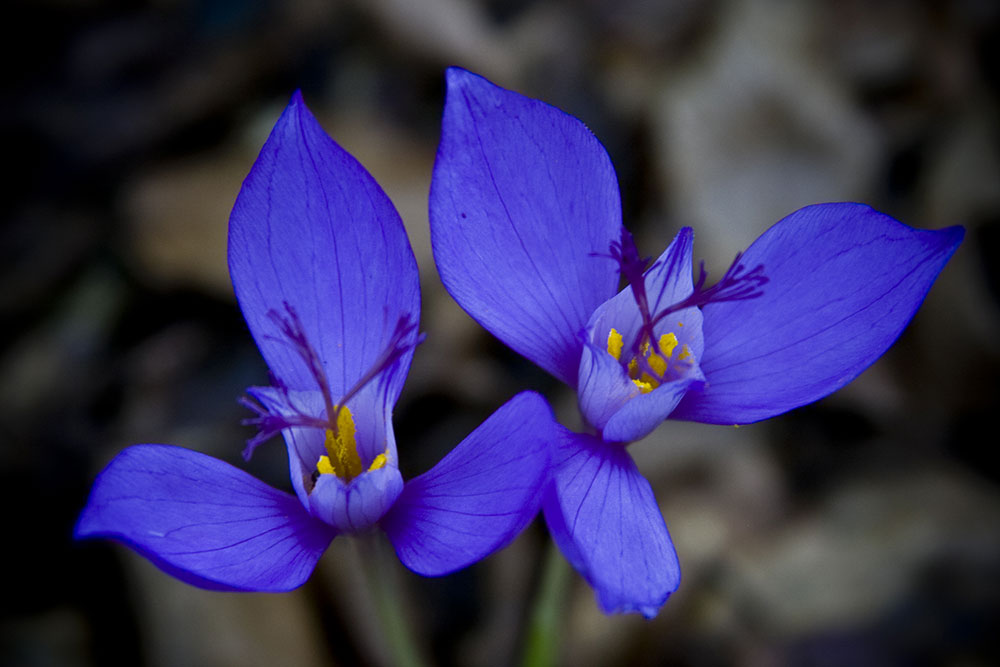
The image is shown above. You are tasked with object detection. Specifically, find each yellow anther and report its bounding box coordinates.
[319,405,363,480]
[336,405,356,446]
[317,455,336,475]
[368,453,388,471]
[678,344,692,362]
[607,328,624,361]
[632,378,654,394]
[658,332,679,359]
[647,352,667,378]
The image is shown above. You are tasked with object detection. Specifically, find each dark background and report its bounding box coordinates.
[3,0,999,665]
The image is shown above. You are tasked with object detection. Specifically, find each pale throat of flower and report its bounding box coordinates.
[600,228,768,393]
[240,304,422,486]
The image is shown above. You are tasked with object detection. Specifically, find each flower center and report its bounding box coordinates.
[240,303,422,484]
[607,326,694,394]
[596,228,768,395]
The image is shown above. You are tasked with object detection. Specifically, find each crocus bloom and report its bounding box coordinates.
[429,68,964,617]
[76,91,557,591]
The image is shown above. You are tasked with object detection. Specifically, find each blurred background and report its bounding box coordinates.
[3,0,999,665]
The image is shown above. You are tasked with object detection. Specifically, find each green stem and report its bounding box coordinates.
[355,533,429,667]
[521,540,572,667]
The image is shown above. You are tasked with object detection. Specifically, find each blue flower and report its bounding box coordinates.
[429,68,964,616]
[76,91,557,591]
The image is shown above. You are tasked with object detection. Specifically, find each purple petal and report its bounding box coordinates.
[543,430,680,617]
[382,391,557,576]
[430,68,622,386]
[645,227,698,316]
[601,378,693,443]
[229,91,420,403]
[577,338,640,432]
[75,445,334,591]
[310,465,404,534]
[673,203,964,424]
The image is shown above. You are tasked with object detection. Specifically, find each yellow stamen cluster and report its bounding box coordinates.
[607,327,692,394]
[315,406,388,481]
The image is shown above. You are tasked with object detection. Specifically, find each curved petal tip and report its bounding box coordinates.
[77,444,334,592]
[674,203,964,424]
[543,430,680,617]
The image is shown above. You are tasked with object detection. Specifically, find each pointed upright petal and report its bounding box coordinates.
[645,227,697,316]
[382,391,557,576]
[673,203,964,424]
[229,91,420,403]
[543,430,680,617]
[76,445,334,591]
[430,68,622,386]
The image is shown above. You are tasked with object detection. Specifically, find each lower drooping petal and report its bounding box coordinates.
[542,429,680,617]
[381,391,557,576]
[673,203,965,424]
[75,444,335,592]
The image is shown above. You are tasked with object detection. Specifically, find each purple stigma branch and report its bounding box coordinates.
[239,387,330,460]
[600,233,769,379]
[650,252,768,329]
[597,228,657,326]
[268,304,338,427]
[240,306,424,459]
[331,313,424,423]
